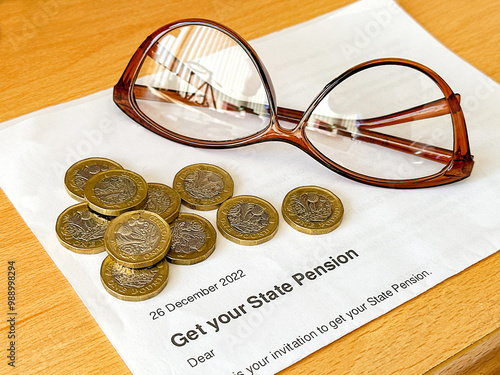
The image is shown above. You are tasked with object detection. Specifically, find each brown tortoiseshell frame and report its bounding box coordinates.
[113,19,474,188]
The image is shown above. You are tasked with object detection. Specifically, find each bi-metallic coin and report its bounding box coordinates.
[173,163,234,210]
[143,183,181,223]
[166,213,217,265]
[100,256,169,301]
[55,202,110,254]
[64,157,123,201]
[217,195,279,245]
[282,186,344,234]
[84,169,148,216]
[104,210,171,268]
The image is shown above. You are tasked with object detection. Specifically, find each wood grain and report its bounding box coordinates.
[0,1,499,374]
[425,327,500,375]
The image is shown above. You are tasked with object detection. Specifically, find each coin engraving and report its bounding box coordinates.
[143,183,181,223]
[64,157,123,201]
[166,213,217,265]
[217,196,279,245]
[74,164,110,190]
[56,203,110,254]
[184,170,224,199]
[144,186,171,213]
[100,256,169,301]
[292,192,333,222]
[282,186,344,235]
[62,208,107,242]
[173,164,234,210]
[104,210,171,268]
[95,176,138,204]
[227,202,269,233]
[111,262,158,288]
[84,170,148,216]
[170,220,207,254]
[115,218,161,255]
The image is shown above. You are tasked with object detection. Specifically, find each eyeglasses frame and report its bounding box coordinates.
[113,18,474,188]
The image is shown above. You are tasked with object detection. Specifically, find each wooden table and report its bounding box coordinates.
[1,1,499,373]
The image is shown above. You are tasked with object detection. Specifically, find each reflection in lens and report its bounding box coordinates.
[304,65,454,180]
[133,25,271,142]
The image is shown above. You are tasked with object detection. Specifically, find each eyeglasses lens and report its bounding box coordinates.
[304,65,455,180]
[133,25,271,142]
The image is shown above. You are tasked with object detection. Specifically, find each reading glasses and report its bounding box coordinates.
[113,19,474,188]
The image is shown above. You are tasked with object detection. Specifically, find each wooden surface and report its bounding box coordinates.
[0,0,499,373]
[426,327,500,375]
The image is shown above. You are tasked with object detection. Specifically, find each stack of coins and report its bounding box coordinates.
[56,158,344,301]
[101,210,172,301]
[57,157,183,301]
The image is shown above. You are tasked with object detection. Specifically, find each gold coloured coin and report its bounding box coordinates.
[166,213,217,265]
[143,183,181,223]
[104,210,172,268]
[84,169,148,216]
[64,157,123,201]
[100,256,169,301]
[282,186,344,235]
[55,203,110,254]
[217,195,279,246]
[173,163,234,210]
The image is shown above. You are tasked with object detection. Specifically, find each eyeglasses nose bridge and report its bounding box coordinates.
[265,114,308,147]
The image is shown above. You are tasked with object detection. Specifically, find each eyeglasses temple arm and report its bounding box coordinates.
[276,95,459,126]
[341,127,452,164]
[356,96,460,129]
[307,115,453,164]
[133,84,262,115]
[277,99,456,163]
[353,96,457,163]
